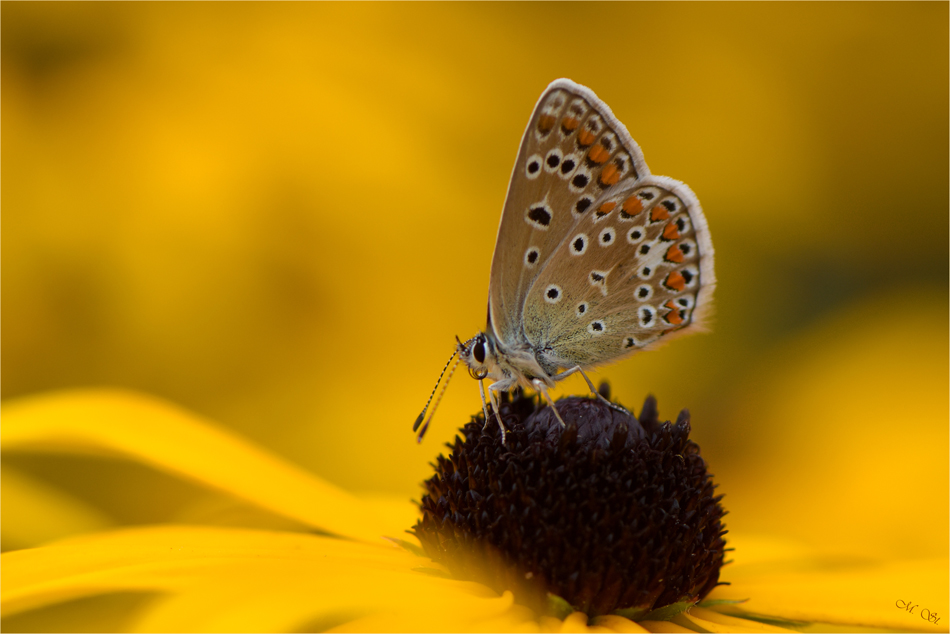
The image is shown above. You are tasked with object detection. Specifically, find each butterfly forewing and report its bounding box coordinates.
[522,175,715,369]
[488,80,650,348]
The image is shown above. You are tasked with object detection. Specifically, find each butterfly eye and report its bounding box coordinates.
[473,339,486,364]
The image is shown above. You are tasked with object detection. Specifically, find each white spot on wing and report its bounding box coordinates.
[544,284,563,304]
[587,320,606,335]
[524,247,540,269]
[627,226,646,244]
[525,154,543,180]
[570,233,589,256]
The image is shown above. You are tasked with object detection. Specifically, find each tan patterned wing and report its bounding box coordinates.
[522,175,715,370]
[487,79,649,348]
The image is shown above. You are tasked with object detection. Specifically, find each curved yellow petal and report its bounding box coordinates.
[2,591,162,634]
[1,525,421,616]
[322,592,536,634]
[709,554,948,632]
[1,390,390,543]
[358,493,423,547]
[590,615,650,633]
[1,465,114,550]
[674,607,795,633]
[560,611,594,632]
[636,621,694,633]
[137,574,531,633]
[541,615,567,632]
[0,525,538,632]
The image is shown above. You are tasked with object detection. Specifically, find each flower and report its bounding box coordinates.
[2,389,947,632]
[414,389,726,619]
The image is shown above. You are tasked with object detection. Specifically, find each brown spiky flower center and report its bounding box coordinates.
[412,389,727,618]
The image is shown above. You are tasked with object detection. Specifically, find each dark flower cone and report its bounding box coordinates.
[412,386,728,618]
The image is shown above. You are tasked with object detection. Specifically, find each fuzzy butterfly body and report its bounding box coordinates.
[415,79,714,441]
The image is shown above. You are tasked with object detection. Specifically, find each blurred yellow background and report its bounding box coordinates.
[3,4,947,559]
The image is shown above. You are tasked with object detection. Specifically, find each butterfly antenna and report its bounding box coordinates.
[413,348,462,442]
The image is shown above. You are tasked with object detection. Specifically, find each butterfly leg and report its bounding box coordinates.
[477,379,492,428]
[480,379,508,445]
[531,379,568,428]
[553,366,631,416]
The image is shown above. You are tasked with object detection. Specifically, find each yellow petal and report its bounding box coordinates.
[674,607,795,633]
[590,615,650,633]
[138,578,530,633]
[708,553,948,632]
[1,390,391,543]
[0,525,398,617]
[358,493,423,546]
[560,611,593,632]
[0,525,537,632]
[1,591,161,634]
[137,567,532,632]
[1,465,114,550]
[637,621,695,633]
[324,592,536,633]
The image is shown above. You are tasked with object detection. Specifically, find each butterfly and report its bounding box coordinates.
[415,79,715,442]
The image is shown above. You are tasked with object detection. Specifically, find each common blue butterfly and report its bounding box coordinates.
[415,79,715,442]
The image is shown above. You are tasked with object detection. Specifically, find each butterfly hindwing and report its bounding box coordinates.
[487,79,650,348]
[522,175,715,370]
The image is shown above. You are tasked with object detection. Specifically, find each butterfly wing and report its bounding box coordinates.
[487,79,650,349]
[522,174,715,370]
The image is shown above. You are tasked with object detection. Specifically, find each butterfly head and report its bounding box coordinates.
[457,333,495,381]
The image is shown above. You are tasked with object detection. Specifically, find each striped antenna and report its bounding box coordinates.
[413,348,461,442]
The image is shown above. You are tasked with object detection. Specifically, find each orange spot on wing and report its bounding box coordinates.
[622,196,643,215]
[598,201,616,213]
[665,244,685,263]
[662,222,681,241]
[599,163,620,186]
[562,116,579,132]
[650,206,670,222]
[588,144,610,164]
[578,129,596,146]
[664,271,686,291]
[664,301,684,325]
[538,114,556,134]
